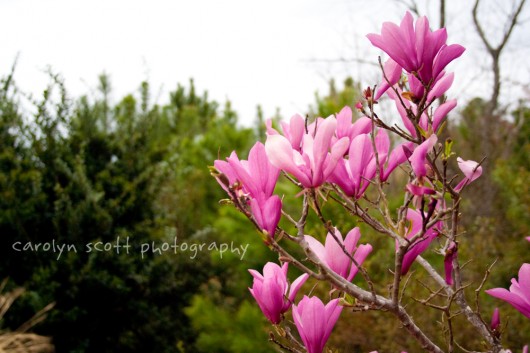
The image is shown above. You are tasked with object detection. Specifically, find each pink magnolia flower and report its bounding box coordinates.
[375,129,414,181]
[374,57,402,100]
[526,236,530,242]
[214,151,244,195]
[400,208,442,275]
[367,12,465,86]
[292,296,343,353]
[335,106,372,142]
[427,72,454,101]
[409,135,438,177]
[250,196,282,237]
[386,81,456,136]
[266,114,305,151]
[225,142,280,204]
[486,263,530,319]
[305,227,373,281]
[454,157,483,192]
[265,116,349,188]
[406,183,436,196]
[432,99,457,132]
[330,130,410,197]
[214,142,282,237]
[248,262,309,324]
[490,307,500,332]
[329,134,374,198]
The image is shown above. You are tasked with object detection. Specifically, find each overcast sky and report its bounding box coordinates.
[1,0,529,126]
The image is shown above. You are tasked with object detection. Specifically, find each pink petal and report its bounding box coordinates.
[382,142,413,181]
[336,106,353,139]
[347,243,373,281]
[375,58,402,100]
[323,137,350,181]
[289,114,306,149]
[350,116,373,139]
[432,44,465,79]
[375,129,390,163]
[323,298,343,346]
[409,134,438,177]
[265,134,312,187]
[486,288,530,319]
[250,196,281,237]
[490,307,500,331]
[433,99,457,132]
[304,235,326,263]
[457,157,483,181]
[349,134,373,189]
[454,157,483,192]
[427,72,454,101]
[517,263,530,303]
[312,117,338,186]
[408,73,425,100]
[406,183,436,196]
[288,273,310,303]
[328,158,356,196]
[265,119,279,135]
[248,269,264,281]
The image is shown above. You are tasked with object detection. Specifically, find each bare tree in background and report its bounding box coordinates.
[472,0,527,115]
[458,0,527,220]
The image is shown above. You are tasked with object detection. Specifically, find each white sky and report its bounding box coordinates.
[1,0,529,126]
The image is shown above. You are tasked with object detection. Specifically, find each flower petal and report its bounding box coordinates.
[409,134,438,177]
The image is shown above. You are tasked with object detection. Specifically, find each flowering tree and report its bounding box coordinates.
[212,12,529,353]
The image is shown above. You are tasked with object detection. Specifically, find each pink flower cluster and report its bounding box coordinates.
[209,11,529,353]
[264,107,412,198]
[249,262,343,353]
[214,142,281,238]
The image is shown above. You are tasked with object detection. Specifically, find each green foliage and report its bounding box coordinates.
[185,295,270,353]
[0,69,256,352]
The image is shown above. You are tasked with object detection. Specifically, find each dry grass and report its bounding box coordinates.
[0,279,54,353]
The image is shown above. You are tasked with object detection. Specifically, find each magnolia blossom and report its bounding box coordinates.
[374,57,402,100]
[335,106,372,142]
[266,114,305,151]
[375,129,414,181]
[250,196,282,237]
[367,12,464,95]
[292,296,343,353]
[248,262,309,324]
[400,208,442,275]
[454,157,483,192]
[406,183,436,196]
[387,88,457,137]
[409,134,438,178]
[490,307,500,332]
[329,133,375,198]
[305,227,372,281]
[486,263,530,319]
[265,115,349,188]
[214,142,282,237]
[330,129,410,198]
